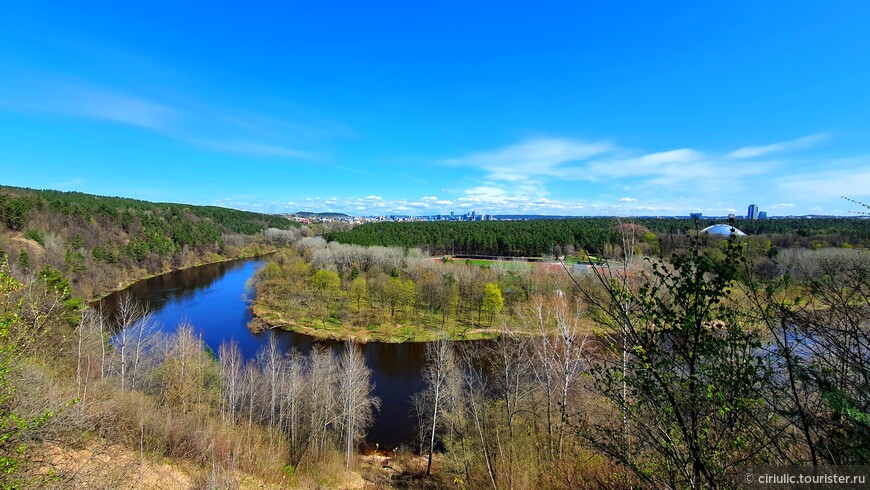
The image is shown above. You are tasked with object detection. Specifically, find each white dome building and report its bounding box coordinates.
[701,224,746,236]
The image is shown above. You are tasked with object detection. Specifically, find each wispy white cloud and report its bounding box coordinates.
[460,186,509,202]
[218,188,786,217]
[445,137,615,182]
[50,177,85,190]
[192,139,317,159]
[0,81,177,131]
[778,165,870,199]
[728,133,830,159]
[431,133,837,216]
[442,136,774,203]
[66,87,177,130]
[0,76,336,161]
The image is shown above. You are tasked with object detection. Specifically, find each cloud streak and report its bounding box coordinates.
[216,192,717,217]
[63,86,178,130]
[0,76,334,162]
[435,133,835,216]
[778,164,870,199]
[49,177,86,190]
[214,131,849,217]
[728,133,830,159]
[445,137,615,182]
[0,79,178,131]
[191,139,318,159]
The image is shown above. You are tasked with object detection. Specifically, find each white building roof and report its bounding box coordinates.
[701,224,746,236]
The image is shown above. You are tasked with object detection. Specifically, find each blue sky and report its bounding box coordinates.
[1,1,869,216]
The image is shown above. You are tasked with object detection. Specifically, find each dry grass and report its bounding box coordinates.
[36,441,195,489]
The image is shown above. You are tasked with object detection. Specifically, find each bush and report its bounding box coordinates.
[22,230,43,245]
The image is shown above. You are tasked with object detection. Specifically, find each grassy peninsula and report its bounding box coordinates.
[247,238,585,342]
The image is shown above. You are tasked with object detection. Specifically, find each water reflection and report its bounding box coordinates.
[98,258,425,447]
[97,259,253,319]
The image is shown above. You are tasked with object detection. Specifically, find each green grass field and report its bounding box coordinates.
[564,255,607,265]
[450,258,536,270]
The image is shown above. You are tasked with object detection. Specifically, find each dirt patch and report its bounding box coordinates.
[37,441,194,489]
[11,233,44,257]
[357,452,444,489]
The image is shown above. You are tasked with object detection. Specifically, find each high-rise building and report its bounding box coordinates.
[748,204,759,220]
[689,212,703,220]
[758,211,768,219]
[471,210,476,221]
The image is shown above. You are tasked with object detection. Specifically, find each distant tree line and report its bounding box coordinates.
[324,217,870,257]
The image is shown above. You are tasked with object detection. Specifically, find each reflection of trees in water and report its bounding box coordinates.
[93,259,504,448]
[253,329,333,359]
[98,260,250,320]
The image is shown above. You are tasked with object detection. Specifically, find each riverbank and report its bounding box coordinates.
[249,304,500,343]
[87,246,277,303]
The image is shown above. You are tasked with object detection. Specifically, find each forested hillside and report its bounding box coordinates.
[0,186,296,298]
[324,217,870,256]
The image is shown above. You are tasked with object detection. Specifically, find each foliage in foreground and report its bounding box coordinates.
[411,239,870,489]
[0,258,380,488]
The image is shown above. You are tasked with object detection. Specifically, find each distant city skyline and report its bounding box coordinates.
[2,2,869,216]
[748,204,760,220]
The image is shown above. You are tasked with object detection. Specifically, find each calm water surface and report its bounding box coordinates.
[99,258,425,448]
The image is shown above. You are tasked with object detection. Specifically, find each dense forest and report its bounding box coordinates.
[324,217,870,257]
[0,186,298,298]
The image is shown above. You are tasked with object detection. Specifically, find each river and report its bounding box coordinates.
[98,257,426,448]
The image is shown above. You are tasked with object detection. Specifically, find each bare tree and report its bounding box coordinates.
[256,335,284,428]
[550,298,589,457]
[161,323,218,416]
[459,344,498,490]
[423,339,456,476]
[411,391,429,456]
[243,362,259,432]
[528,296,589,459]
[337,342,380,470]
[218,340,244,423]
[110,293,163,391]
[280,348,306,462]
[488,327,536,489]
[75,307,106,413]
[308,345,338,457]
[421,338,456,476]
